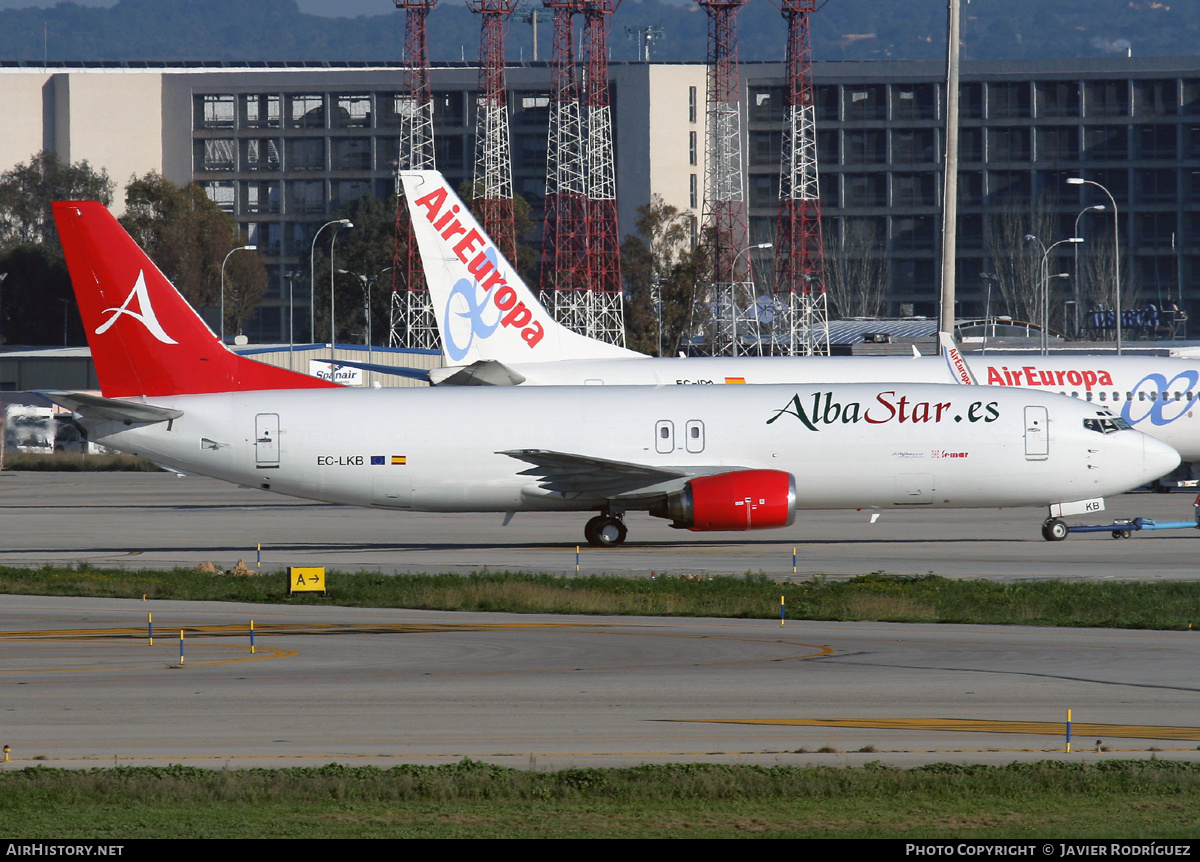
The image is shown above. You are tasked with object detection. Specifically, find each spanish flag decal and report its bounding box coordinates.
[724,377,747,384]
[391,455,407,465]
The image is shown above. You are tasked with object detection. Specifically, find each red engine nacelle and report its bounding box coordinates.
[651,469,797,532]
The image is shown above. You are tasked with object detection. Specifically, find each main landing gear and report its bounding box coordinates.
[584,512,628,547]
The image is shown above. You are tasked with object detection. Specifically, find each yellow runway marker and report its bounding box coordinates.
[678,717,1200,741]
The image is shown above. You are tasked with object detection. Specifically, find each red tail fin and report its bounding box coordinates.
[53,201,337,397]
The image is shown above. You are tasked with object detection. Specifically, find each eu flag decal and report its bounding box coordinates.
[370,455,385,465]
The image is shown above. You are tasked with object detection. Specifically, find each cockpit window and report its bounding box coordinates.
[1084,416,1132,434]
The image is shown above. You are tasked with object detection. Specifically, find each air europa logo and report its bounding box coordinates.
[986,364,1113,392]
[94,270,177,344]
[413,186,544,362]
[767,390,999,431]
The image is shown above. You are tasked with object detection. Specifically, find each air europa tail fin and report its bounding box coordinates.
[399,170,640,366]
[53,202,337,398]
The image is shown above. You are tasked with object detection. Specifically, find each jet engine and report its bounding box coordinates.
[651,469,797,532]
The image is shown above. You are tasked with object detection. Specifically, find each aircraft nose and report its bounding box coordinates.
[1143,434,1182,484]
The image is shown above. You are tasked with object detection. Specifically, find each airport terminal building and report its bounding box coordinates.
[1,56,1197,342]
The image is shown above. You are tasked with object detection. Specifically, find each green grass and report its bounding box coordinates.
[3,760,1200,838]
[2,565,1200,630]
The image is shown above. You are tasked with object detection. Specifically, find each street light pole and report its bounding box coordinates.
[1025,234,1082,355]
[1067,177,1120,353]
[309,218,353,345]
[220,244,257,344]
[1073,204,1105,339]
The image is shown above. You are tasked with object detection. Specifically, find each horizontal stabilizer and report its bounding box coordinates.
[431,360,527,387]
[39,391,183,424]
[313,358,433,382]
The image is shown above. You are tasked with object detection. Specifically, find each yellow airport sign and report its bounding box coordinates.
[287,567,326,594]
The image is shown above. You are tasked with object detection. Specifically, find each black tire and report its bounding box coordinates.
[1112,530,1124,539]
[585,515,627,548]
[1042,518,1069,542]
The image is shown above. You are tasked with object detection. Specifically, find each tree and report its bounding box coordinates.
[0,151,113,249]
[824,218,890,320]
[121,172,266,338]
[620,195,706,356]
[984,198,1059,328]
[310,192,397,345]
[0,151,113,345]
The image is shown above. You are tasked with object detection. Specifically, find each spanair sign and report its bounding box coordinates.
[413,186,545,362]
[95,270,177,344]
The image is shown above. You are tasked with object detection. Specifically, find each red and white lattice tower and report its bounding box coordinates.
[539,0,589,321]
[469,0,518,264]
[580,0,626,345]
[695,0,757,356]
[391,0,439,349]
[775,0,828,355]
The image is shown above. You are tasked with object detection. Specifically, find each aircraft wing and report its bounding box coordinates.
[431,360,527,386]
[499,449,741,497]
[312,358,433,382]
[39,391,183,424]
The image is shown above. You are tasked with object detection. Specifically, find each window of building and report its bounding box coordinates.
[690,130,699,166]
[844,173,886,207]
[287,180,326,215]
[202,181,235,212]
[891,172,937,207]
[241,181,280,215]
[748,87,784,123]
[986,82,1030,119]
[890,84,937,121]
[1134,212,1177,249]
[1135,124,1177,159]
[1083,80,1129,117]
[748,173,778,208]
[1035,126,1080,161]
[1136,168,1178,203]
[1083,126,1128,160]
[287,94,325,128]
[890,128,937,164]
[986,170,1031,201]
[843,130,886,165]
[332,138,371,171]
[748,130,779,166]
[959,82,983,119]
[815,84,839,121]
[1133,80,1178,116]
[987,127,1031,162]
[286,138,326,171]
[689,173,697,209]
[844,85,886,120]
[195,139,235,172]
[196,94,235,129]
[689,86,697,123]
[333,94,372,128]
[242,138,282,171]
[1184,80,1200,116]
[1035,81,1080,118]
[241,94,280,128]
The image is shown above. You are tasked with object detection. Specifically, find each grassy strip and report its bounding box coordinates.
[3,565,1200,630]
[1,452,161,471]
[2,760,1199,838]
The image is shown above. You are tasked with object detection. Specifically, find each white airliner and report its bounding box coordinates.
[45,201,1178,547]
[399,170,1200,465]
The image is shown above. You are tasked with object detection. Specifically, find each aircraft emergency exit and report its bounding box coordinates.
[47,200,1179,547]
[400,170,1200,464]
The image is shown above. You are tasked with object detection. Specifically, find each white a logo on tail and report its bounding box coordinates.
[95,270,178,344]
